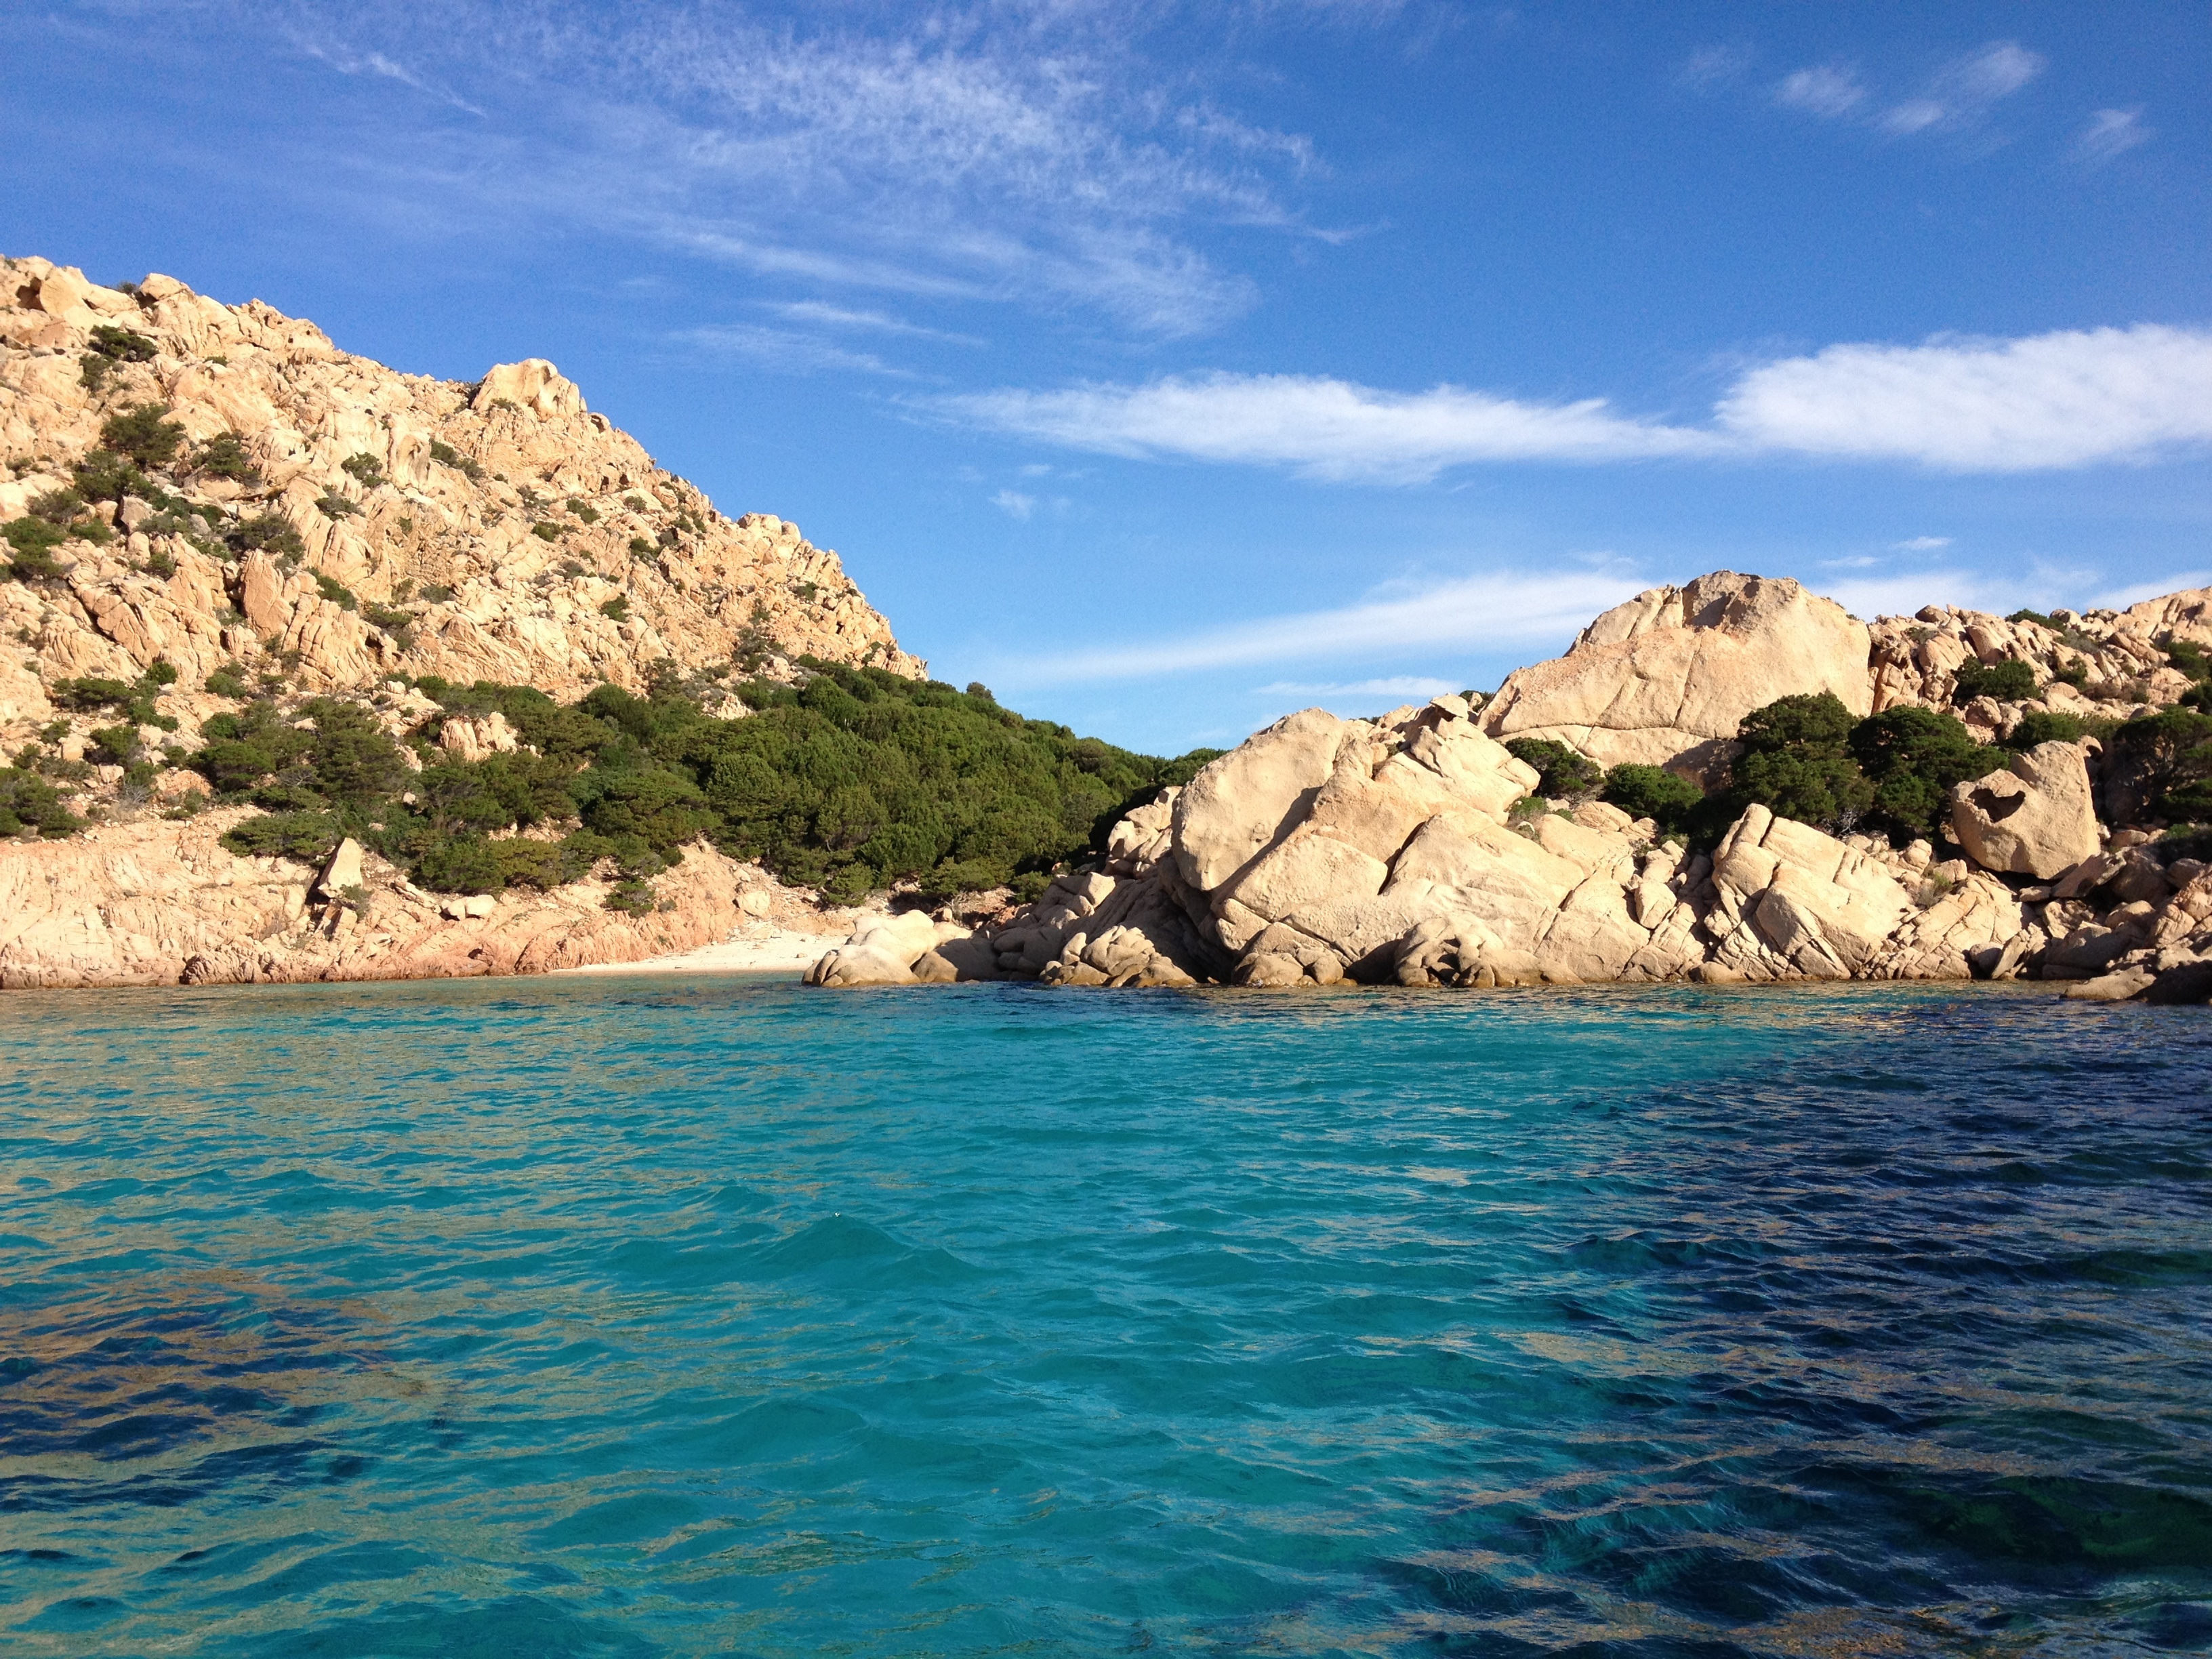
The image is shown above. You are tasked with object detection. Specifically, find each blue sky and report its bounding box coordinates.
[8,1,2209,755]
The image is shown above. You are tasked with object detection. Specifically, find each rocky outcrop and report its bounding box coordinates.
[808,694,2028,994]
[0,806,848,989]
[810,692,2211,1004]
[0,255,922,754]
[1479,572,1872,778]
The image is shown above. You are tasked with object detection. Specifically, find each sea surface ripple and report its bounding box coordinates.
[1,978,2209,1656]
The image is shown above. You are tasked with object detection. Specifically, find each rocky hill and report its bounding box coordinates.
[0,253,920,746]
[0,255,932,985]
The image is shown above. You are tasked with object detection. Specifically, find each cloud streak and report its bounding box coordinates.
[937,324,2212,480]
[992,569,1647,683]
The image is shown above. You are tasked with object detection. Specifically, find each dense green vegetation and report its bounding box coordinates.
[1513,691,2008,848]
[195,663,1217,905]
[1504,738,1601,798]
[1951,658,2038,703]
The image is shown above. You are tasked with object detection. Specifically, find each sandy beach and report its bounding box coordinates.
[554,926,839,977]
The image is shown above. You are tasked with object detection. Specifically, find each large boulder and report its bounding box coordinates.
[1171,709,1353,890]
[802,909,941,988]
[1949,742,2102,880]
[1480,571,1872,777]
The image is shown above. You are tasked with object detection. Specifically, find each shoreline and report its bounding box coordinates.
[552,928,827,977]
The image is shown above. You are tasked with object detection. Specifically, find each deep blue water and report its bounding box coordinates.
[1,978,2209,1658]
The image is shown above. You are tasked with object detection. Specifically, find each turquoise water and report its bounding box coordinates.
[1,979,2209,1657]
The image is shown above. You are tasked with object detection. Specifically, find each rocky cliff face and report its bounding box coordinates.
[0,254,921,745]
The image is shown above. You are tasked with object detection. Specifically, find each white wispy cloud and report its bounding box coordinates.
[991,569,1646,683]
[1891,536,1952,551]
[990,489,1036,520]
[1715,325,2212,469]
[1252,674,1462,700]
[681,324,905,378]
[233,0,1327,340]
[1774,64,1866,119]
[939,373,1717,483]
[1878,40,2043,134]
[940,323,2212,479]
[765,302,985,347]
[1678,44,1755,92]
[2076,108,2150,165]
[1773,40,2042,139]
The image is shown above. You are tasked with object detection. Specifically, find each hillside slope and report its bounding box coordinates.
[0,253,920,750]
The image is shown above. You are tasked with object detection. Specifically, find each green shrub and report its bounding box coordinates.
[100,404,186,472]
[628,537,654,556]
[2004,710,2089,749]
[2167,639,2212,684]
[4,516,68,579]
[314,492,357,519]
[52,661,178,728]
[1504,737,1603,798]
[599,597,630,621]
[72,449,158,510]
[314,574,358,610]
[194,431,260,482]
[1600,762,1704,834]
[340,452,387,489]
[88,324,157,363]
[1721,693,1874,833]
[228,512,304,561]
[1845,705,2002,844]
[2102,708,2212,826]
[28,488,86,526]
[2052,658,2090,689]
[531,522,561,541]
[0,768,83,837]
[428,438,484,480]
[567,501,598,524]
[221,809,340,862]
[205,662,251,699]
[1952,658,2039,703]
[87,724,142,767]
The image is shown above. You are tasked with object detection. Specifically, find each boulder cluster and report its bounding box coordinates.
[811,574,2212,1006]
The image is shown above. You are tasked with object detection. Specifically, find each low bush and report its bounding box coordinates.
[52,660,178,728]
[567,501,598,524]
[1952,659,2039,703]
[427,438,484,480]
[1599,762,1704,834]
[3,516,68,579]
[228,512,304,561]
[2004,710,2091,749]
[314,493,358,519]
[1504,737,1603,798]
[599,597,630,621]
[194,430,260,483]
[0,768,83,837]
[88,324,157,363]
[100,403,187,472]
[205,661,251,699]
[531,522,561,541]
[340,452,387,489]
[313,574,358,610]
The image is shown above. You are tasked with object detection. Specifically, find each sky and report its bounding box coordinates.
[6,1,2209,756]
